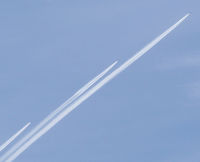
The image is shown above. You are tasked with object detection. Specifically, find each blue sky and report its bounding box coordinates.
[0,0,199,162]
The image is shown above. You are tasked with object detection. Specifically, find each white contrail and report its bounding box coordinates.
[0,61,117,160]
[0,122,31,152]
[1,13,189,162]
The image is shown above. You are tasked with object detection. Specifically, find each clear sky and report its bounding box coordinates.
[0,0,199,162]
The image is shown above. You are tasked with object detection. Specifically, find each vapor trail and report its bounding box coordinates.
[1,13,189,162]
[0,61,117,160]
[0,123,30,152]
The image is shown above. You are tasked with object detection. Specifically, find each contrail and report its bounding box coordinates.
[0,61,117,160]
[1,13,189,162]
[0,122,30,152]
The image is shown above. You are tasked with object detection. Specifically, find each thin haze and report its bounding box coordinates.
[1,14,189,162]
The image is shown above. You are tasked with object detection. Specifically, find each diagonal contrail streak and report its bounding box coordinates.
[0,61,117,160]
[1,13,189,162]
[0,123,31,152]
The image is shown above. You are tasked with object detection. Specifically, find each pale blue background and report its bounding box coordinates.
[0,0,199,162]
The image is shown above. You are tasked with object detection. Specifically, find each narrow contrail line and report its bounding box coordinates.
[0,61,117,160]
[1,13,189,162]
[0,123,31,152]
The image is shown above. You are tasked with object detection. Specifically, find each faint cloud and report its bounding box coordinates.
[178,81,200,104]
[156,53,200,100]
[184,81,200,99]
[170,151,200,162]
[45,0,54,2]
[156,54,200,70]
